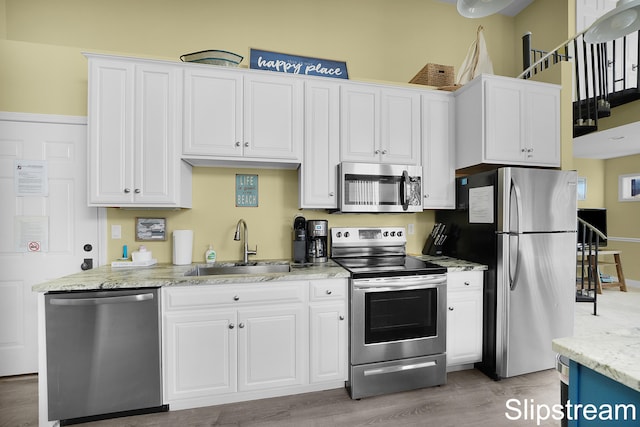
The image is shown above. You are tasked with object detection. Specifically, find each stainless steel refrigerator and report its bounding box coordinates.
[436,167,577,379]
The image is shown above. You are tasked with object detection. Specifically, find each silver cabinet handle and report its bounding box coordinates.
[233,295,240,301]
[235,141,241,147]
[134,188,141,194]
[326,290,332,295]
[464,281,470,286]
[239,323,245,328]
[374,149,380,154]
[381,149,388,155]
[124,188,131,194]
[244,142,249,147]
[339,315,345,321]
[229,323,235,329]
[329,192,335,197]
[448,307,454,311]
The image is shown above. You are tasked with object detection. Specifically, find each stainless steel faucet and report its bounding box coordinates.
[234,219,257,264]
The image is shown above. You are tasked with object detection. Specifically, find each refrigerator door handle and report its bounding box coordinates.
[510,178,523,234]
[509,233,522,291]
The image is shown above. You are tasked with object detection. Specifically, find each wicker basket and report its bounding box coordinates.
[410,63,454,87]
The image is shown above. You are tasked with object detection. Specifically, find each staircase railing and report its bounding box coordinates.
[519,31,640,138]
[576,218,607,316]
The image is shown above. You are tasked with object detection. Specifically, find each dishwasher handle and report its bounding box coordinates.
[49,292,155,306]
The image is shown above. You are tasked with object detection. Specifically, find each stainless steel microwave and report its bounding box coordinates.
[338,162,423,213]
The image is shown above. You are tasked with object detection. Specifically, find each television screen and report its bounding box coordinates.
[577,208,607,247]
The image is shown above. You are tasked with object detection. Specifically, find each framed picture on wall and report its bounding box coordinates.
[136,217,167,241]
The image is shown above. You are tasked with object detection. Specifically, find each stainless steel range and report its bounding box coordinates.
[331,227,447,399]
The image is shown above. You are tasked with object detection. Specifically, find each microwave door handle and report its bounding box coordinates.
[401,170,409,211]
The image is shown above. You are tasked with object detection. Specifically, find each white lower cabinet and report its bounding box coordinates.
[446,271,483,369]
[162,278,347,409]
[309,279,348,383]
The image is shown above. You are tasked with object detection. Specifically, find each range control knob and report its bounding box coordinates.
[336,232,342,238]
[397,231,403,237]
[383,231,389,237]
[390,231,396,237]
[344,232,350,238]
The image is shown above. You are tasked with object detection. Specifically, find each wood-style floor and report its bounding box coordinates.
[2,287,638,427]
[1,369,560,427]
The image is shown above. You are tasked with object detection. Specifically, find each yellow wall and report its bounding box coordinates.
[603,154,640,281]
[574,158,606,208]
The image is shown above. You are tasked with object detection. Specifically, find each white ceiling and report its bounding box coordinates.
[438,0,535,17]
[573,121,640,159]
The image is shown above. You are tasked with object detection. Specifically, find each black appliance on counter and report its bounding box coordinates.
[292,216,307,264]
[331,227,447,399]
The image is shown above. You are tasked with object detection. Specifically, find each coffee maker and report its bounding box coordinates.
[292,216,307,264]
[306,220,328,263]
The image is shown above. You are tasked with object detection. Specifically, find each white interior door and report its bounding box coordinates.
[0,112,101,376]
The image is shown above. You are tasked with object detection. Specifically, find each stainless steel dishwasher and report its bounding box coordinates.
[45,288,167,424]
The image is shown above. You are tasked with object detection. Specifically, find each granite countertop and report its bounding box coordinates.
[553,328,640,393]
[413,254,488,272]
[32,256,488,292]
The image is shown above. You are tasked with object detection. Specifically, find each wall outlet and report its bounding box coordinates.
[407,223,415,235]
[111,224,122,239]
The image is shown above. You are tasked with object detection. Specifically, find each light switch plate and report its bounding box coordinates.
[408,223,415,235]
[111,224,122,239]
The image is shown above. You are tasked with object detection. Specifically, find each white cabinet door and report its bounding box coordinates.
[182,68,242,157]
[237,305,306,391]
[421,92,455,209]
[309,303,347,383]
[299,80,340,208]
[87,55,190,207]
[164,310,237,401]
[340,84,379,163]
[525,84,561,165]
[340,84,420,165]
[484,78,525,163]
[380,88,421,165]
[134,63,183,204]
[446,291,483,367]
[446,271,483,368]
[88,58,134,205]
[243,74,303,161]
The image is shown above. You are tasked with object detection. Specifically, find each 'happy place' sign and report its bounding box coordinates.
[250,49,348,79]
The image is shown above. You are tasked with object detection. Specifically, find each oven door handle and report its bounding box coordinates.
[353,275,446,291]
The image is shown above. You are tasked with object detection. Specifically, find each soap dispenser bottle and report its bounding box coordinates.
[205,244,217,264]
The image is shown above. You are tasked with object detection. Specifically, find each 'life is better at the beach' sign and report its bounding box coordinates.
[250,49,348,79]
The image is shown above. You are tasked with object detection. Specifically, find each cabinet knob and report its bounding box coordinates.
[464,281,470,286]
[235,141,241,147]
[448,307,454,311]
[124,188,131,194]
[375,149,381,154]
[329,192,335,197]
[339,315,345,321]
[521,149,526,153]
[424,194,429,199]
[229,323,235,329]
[239,323,245,328]
[326,290,332,295]
[244,142,250,147]
[134,188,141,194]
[233,295,240,301]
[381,149,388,155]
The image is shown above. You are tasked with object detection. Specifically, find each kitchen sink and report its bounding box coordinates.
[185,262,291,276]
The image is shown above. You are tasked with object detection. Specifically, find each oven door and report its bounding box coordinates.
[339,162,422,213]
[351,274,446,366]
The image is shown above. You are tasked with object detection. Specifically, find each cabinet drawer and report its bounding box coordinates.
[447,271,483,292]
[164,281,307,311]
[309,279,348,301]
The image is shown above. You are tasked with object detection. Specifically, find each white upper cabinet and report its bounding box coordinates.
[299,80,340,209]
[87,54,192,208]
[340,83,420,165]
[182,66,303,167]
[455,74,560,170]
[421,91,455,209]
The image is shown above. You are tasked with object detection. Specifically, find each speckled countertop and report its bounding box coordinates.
[413,254,488,272]
[553,328,640,392]
[32,256,487,292]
